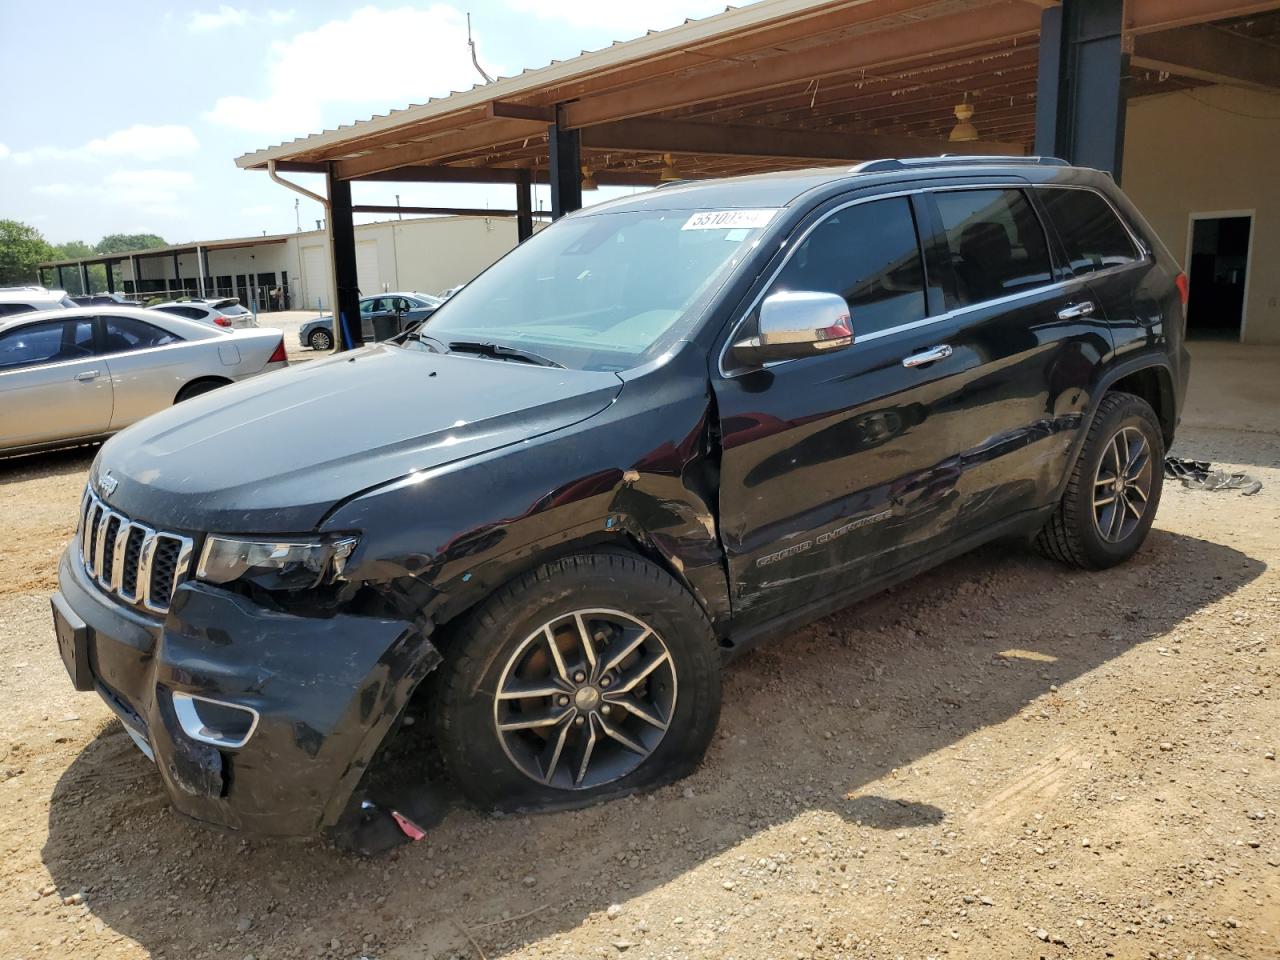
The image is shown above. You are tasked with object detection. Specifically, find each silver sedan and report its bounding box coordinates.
[0,306,288,456]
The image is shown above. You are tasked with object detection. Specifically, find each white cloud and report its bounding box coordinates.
[502,0,752,34]
[10,125,199,164]
[207,5,500,138]
[105,170,196,190]
[32,170,197,209]
[188,6,295,32]
[189,5,249,31]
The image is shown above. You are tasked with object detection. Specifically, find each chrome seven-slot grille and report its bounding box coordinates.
[79,487,194,615]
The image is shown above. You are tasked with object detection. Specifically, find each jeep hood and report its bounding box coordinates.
[93,344,622,532]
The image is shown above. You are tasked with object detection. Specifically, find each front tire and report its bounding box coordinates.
[429,553,722,811]
[1036,392,1164,569]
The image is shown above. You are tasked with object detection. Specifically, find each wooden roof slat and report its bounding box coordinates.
[558,1,1043,129]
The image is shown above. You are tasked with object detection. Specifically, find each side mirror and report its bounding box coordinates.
[732,290,853,366]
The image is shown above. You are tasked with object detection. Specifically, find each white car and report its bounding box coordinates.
[152,297,258,329]
[0,306,288,456]
[0,286,77,319]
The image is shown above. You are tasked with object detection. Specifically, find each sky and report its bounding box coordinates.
[0,0,759,246]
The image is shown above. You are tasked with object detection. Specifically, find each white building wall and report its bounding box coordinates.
[1123,85,1280,344]
[111,215,527,309]
[285,215,532,309]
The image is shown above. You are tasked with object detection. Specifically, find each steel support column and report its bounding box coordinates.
[130,255,140,296]
[516,168,534,241]
[56,265,66,291]
[327,162,363,349]
[196,245,206,298]
[105,261,116,293]
[1034,0,1128,180]
[548,119,582,219]
[172,251,182,297]
[80,262,91,296]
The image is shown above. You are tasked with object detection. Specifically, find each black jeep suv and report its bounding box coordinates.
[51,157,1188,839]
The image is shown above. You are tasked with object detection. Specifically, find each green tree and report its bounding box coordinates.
[0,219,54,285]
[95,233,167,255]
[54,240,96,260]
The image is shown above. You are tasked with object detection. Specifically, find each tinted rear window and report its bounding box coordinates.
[1039,187,1138,276]
[932,189,1052,308]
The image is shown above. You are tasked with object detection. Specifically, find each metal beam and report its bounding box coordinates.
[350,204,551,217]
[1132,24,1280,90]
[327,163,363,349]
[490,101,556,123]
[516,169,534,242]
[353,165,527,184]
[581,116,1023,160]
[560,1,1043,129]
[548,120,582,219]
[1037,0,1128,179]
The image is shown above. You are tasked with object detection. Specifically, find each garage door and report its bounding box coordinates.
[356,240,380,295]
[301,246,328,309]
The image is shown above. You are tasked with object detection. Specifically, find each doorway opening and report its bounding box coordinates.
[1185,213,1252,341]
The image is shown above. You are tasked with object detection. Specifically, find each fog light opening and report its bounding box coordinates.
[172,692,259,749]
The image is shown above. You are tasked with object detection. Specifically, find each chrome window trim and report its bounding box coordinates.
[717,181,1150,379]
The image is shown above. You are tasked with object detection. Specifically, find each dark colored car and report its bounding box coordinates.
[51,158,1188,844]
[300,292,442,350]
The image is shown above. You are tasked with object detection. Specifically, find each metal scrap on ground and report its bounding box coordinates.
[1164,457,1263,495]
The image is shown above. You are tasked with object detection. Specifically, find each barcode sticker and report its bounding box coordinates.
[681,209,777,231]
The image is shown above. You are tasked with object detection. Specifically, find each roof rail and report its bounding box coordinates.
[854,156,1069,173]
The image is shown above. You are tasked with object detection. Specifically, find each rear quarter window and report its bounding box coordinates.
[1038,187,1139,276]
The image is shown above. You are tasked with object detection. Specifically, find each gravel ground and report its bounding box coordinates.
[0,343,1276,960]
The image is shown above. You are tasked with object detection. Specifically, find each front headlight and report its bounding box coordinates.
[196,535,359,591]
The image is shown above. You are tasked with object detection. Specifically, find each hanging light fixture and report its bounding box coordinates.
[580,165,598,190]
[949,101,978,142]
[658,152,681,182]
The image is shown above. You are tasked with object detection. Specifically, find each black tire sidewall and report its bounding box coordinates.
[432,555,722,811]
[1070,396,1165,568]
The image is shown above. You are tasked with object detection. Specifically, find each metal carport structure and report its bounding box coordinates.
[234,0,1280,349]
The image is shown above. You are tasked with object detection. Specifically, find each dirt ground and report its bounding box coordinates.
[1,341,1276,960]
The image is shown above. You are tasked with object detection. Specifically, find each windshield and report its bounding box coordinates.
[417,207,775,371]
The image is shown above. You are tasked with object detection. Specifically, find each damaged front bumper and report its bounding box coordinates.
[53,547,440,837]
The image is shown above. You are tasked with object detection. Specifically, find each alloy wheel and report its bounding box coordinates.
[311,330,332,351]
[1092,425,1153,543]
[493,609,677,790]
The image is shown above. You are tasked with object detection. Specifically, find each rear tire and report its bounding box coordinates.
[1036,392,1164,569]
[429,553,722,811]
[175,379,229,403]
[309,328,333,351]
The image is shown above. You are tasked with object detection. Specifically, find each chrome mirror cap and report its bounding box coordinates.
[732,290,853,366]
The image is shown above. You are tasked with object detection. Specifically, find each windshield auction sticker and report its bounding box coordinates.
[682,209,777,231]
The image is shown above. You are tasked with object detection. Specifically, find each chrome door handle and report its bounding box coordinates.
[1057,301,1095,320]
[902,344,953,368]
[75,370,101,382]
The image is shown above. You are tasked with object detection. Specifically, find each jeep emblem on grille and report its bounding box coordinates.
[99,473,119,497]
